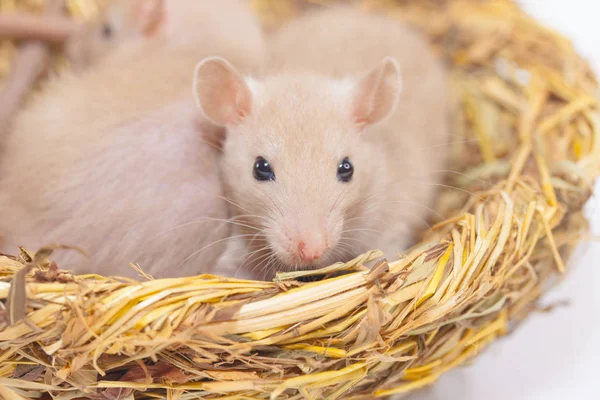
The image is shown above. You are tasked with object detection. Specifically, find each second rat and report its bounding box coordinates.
[0,0,265,278]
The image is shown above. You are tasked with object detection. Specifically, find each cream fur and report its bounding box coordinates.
[196,6,450,279]
[0,0,265,278]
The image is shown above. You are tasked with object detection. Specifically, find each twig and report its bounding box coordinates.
[0,14,77,43]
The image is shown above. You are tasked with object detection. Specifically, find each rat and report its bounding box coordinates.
[65,0,165,72]
[66,0,266,74]
[192,6,449,280]
[0,0,265,279]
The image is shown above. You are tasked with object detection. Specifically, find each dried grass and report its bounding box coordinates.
[1,0,599,399]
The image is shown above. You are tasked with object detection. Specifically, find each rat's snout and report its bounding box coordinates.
[295,238,328,263]
[278,214,343,266]
[268,211,344,270]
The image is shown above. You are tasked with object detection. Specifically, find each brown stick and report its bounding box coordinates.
[0,14,78,43]
[0,0,67,140]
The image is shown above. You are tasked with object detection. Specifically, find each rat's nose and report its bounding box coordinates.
[296,240,327,262]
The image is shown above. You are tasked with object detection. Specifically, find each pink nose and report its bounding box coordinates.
[296,240,326,262]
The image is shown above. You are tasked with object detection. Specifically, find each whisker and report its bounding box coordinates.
[218,195,250,214]
[417,138,478,151]
[235,245,272,278]
[338,236,378,249]
[344,215,392,227]
[419,182,484,200]
[248,249,278,278]
[176,233,265,270]
[264,185,286,218]
[340,228,382,235]
[142,215,266,248]
[346,201,434,229]
[260,254,282,279]
[329,187,348,217]
[431,169,491,185]
[356,199,443,221]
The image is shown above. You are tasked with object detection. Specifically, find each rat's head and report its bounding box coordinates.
[193,57,401,271]
[66,0,165,71]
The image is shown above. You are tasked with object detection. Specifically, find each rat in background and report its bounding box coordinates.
[65,0,165,71]
[193,6,449,279]
[0,0,265,279]
[66,0,265,74]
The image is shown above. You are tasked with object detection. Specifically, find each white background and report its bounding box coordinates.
[414,1,600,399]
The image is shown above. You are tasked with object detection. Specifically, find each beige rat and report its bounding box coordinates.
[66,0,265,74]
[0,0,265,278]
[193,6,449,279]
[65,0,165,71]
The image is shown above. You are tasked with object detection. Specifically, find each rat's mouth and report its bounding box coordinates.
[276,248,336,271]
[242,247,333,280]
[260,220,346,273]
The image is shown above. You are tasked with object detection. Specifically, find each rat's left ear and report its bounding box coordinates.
[193,56,254,127]
[134,0,165,37]
[351,57,402,128]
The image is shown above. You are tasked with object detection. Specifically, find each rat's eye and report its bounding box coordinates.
[253,157,275,181]
[337,157,353,182]
[101,23,113,39]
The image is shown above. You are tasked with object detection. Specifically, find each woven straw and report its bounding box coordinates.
[1,0,599,399]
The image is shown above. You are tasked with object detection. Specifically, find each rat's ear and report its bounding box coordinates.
[351,57,402,128]
[193,57,253,127]
[133,0,165,36]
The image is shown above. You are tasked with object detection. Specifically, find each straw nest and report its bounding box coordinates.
[1,0,599,399]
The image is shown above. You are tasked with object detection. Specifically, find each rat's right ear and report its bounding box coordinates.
[351,57,402,128]
[193,57,253,127]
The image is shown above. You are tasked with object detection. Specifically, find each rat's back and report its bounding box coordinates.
[268,7,437,77]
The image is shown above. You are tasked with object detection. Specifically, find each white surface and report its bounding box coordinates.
[413,1,600,399]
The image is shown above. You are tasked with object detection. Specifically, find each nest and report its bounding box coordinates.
[1,0,599,399]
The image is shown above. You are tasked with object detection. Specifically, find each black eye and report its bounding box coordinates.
[337,157,354,182]
[101,23,113,38]
[253,157,275,181]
